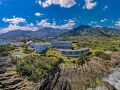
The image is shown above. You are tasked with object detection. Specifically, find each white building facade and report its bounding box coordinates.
[30,42,51,53]
[51,39,72,49]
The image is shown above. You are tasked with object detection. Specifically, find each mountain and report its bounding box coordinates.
[0,30,31,39]
[0,28,68,39]
[0,25,120,39]
[62,25,120,36]
[26,28,68,38]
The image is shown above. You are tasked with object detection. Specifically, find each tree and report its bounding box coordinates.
[94,51,111,60]
[106,46,118,52]
[76,54,90,66]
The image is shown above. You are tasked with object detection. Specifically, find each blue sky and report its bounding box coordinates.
[0,0,120,34]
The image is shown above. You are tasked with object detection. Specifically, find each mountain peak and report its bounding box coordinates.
[62,25,120,37]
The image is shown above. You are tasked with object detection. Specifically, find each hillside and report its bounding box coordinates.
[62,25,120,37]
[0,25,120,39]
[0,28,67,39]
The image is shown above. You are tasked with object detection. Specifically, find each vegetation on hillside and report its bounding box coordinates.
[11,54,60,82]
[4,36,120,90]
[61,36,120,51]
[62,25,120,36]
[0,45,15,56]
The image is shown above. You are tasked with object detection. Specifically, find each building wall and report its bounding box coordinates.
[60,49,90,57]
[51,39,72,49]
[30,43,51,53]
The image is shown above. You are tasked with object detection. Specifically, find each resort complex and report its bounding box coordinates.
[1,37,120,90]
[29,39,90,57]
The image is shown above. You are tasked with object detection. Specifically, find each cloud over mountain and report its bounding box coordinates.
[0,17,76,34]
[115,20,120,28]
[0,17,38,34]
[37,19,75,29]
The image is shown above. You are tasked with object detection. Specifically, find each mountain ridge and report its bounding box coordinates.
[0,25,120,39]
[0,28,68,39]
[62,25,120,37]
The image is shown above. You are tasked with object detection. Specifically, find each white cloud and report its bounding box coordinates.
[83,0,97,10]
[35,0,42,5]
[0,17,38,34]
[115,20,120,27]
[0,25,38,34]
[103,5,108,11]
[35,12,43,17]
[89,21,98,25]
[100,18,107,22]
[94,25,102,27]
[0,17,76,34]
[2,16,26,26]
[37,19,75,29]
[89,21,102,27]
[36,0,76,8]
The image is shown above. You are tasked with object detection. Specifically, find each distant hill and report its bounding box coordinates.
[0,30,31,39]
[0,25,120,39]
[0,28,68,39]
[62,25,120,37]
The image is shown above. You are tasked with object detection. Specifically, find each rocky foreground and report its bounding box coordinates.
[0,54,120,90]
[36,56,119,90]
[103,65,120,90]
[0,56,35,90]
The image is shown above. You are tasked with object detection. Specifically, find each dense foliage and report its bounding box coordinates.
[0,45,15,56]
[13,54,59,82]
[61,36,120,51]
[76,54,90,65]
[94,51,111,60]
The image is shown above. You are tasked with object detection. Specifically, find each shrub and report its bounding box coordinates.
[76,54,90,66]
[15,54,59,82]
[0,45,15,56]
[94,51,111,60]
[106,46,118,52]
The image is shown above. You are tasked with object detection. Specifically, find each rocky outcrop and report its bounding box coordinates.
[35,70,60,90]
[35,56,119,90]
[103,66,120,90]
[0,55,73,90]
[34,58,72,90]
[35,68,72,90]
[56,77,72,90]
[103,81,117,90]
[0,54,119,90]
[0,56,35,90]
